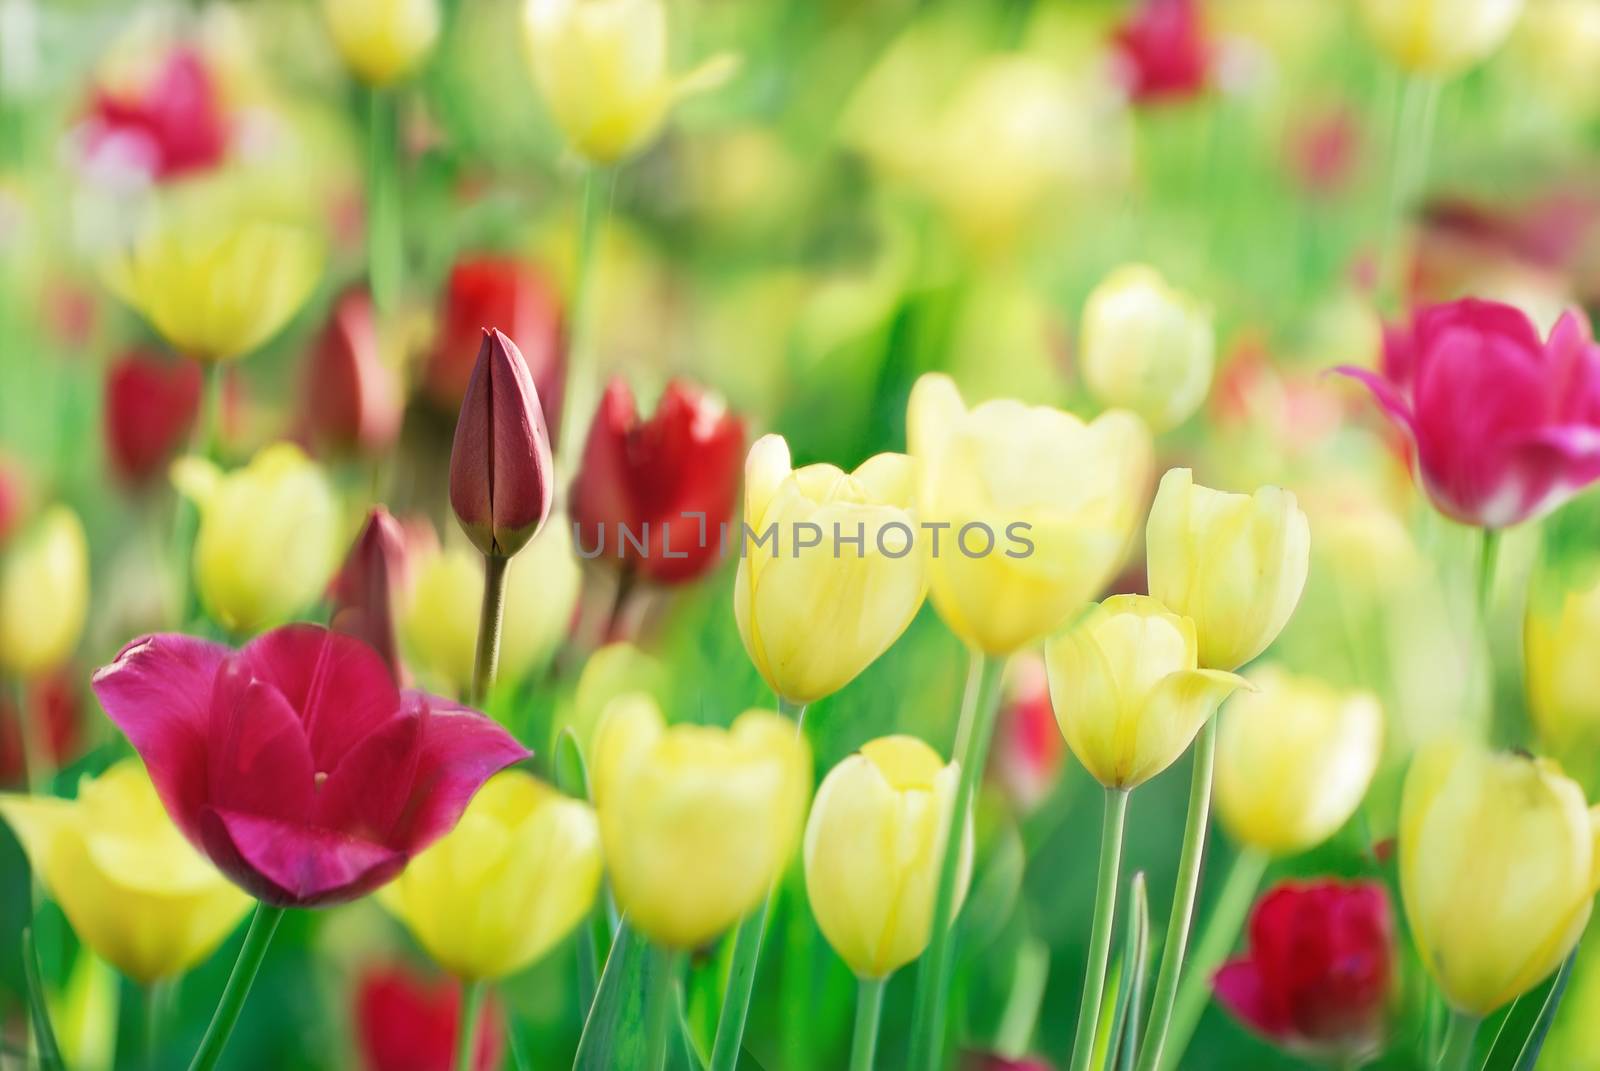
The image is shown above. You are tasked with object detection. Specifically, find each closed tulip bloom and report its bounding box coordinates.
[1080,264,1214,434]
[104,351,203,485]
[323,0,441,86]
[0,759,250,982]
[734,435,926,704]
[1356,0,1524,77]
[1044,595,1248,790]
[93,624,528,906]
[1214,667,1383,855]
[1399,739,1600,1015]
[1146,468,1310,671]
[907,373,1153,655]
[379,770,601,979]
[450,329,554,560]
[172,443,341,635]
[1526,576,1600,748]
[0,506,89,677]
[592,694,810,949]
[804,736,972,978]
[303,288,402,456]
[354,963,503,1071]
[329,508,410,682]
[1342,300,1600,528]
[1112,0,1211,104]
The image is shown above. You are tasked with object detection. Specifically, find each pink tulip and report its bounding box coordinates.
[80,47,227,183]
[91,625,528,906]
[1112,0,1210,105]
[1339,299,1600,528]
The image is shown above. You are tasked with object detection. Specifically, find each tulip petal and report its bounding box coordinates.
[388,693,530,851]
[202,806,405,905]
[314,704,426,843]
[1333,365,1416,438]
[1213,959,1286,1040]
[206,658,316,824]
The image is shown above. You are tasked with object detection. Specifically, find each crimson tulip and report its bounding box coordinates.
[0,669,82,785]
[354,962,503,1071]
[329,508,410,682]
[0,454,22,544]
[1112,0,1210,105]
[80,47,227,182]
[104,351,203,485]
[569,377,744,584]
[1213,879,1392,1061]
[303,289,403,456]
[1340,298,1600,528]
[91,624,528,906]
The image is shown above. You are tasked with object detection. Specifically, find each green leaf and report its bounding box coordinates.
[553,726,592,801]
[1105,873,1151,1071]
[22,928,65,1071]
[1479,952,1578,1071]
[573,920,678,1071]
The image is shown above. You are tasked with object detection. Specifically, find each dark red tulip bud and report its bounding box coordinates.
[426,257,566,442]
[569,377,744,584]
[1214,879,1393,1061]
[449,328,554,559]
[81,47,227,182]
[303,289,402,456]
[1112,0,1210,105]
[328,508,409,682]
[354,962,503,1071]
[104,351,203,485]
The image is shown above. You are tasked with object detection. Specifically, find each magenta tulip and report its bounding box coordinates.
[329,508,410,682]
[303,289,402,456]
[1340,299,1600,528]
[91,625,528,906]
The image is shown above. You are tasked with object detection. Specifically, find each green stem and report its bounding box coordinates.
[145,979,173,1070]
[1070,789,1130,1071]
[849,976,888,1071]
[366,87,402,311]
[1478,527,1501,618]
[187,902,285,1071]
[1437,1011,1479,1071]
[455,980,487,1071]
[1378,74,1441,309]
[647,948,684,1071]
[1135,719,1219,1071]
[1154,849,1268,1071]
[471,553,510,705]
[22,928,63,1071]
[908,650,1007,1071]
[555,167,617,466]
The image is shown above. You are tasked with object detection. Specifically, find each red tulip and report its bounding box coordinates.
[1213,879,1392,1060]
[0,669,83,785]
[992,654,1063,811]
[91,625,528,906]
[0,454,24,544]
[964,1055,1056,1071]
[449,329,555,559]
[80,47,227,182]
[569,377,744,585]
[1112,0,1210,105]
[104,351,203,485]
[304,289,403,456]
[426,257,565,441]
[354,963,503,1071]
[1339,299,1600,528]
[329,508,410,682]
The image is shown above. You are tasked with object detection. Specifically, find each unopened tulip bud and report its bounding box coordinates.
[323,0,441,86]
[1080,264,1214,433]
[449,329,554,560]
[1356,0,1525,77]
[104,351,203,485]
[804,736,972,978]
[303,289,402,456]
[354,963,503,1071]
[0,506,90,677]
[329,507,409,681]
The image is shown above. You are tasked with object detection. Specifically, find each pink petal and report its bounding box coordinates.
[389,692,529,852]
[207,657,317,823]
[1213,959,1288,1041]
[1333,365,1416,438]
[1502,424,1600,521]
[313,706,425,843]
[202,806,405,906]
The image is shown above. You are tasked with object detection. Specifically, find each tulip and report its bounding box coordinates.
[572,377,745,585]
[172,443,342,635]
[1340,300,1600,529]
[0,671,84,783]
[1355,0,1525,77]
[1079,265,1214,434]
[1214,667,1383,856]
[426,257,566,438]
[0,759,251,982]
[965,1058,1056,1071]
[992,654,1064,811]
[0,454,22,544]
[378,770,602,979]
[906,373,1153,655]
[1112,0,1211,104]
[521,0,736,164]
[80,47,228,183]
[1399,738,1600,1016]
[104,351,203,485]
[1213,880,1393,1061]
[1145,468,1310,672]
[591,694,810,949]
[323,0,441,86]
[733,435,925,704]
[303,288,403,456]
[92,624,529,905]
[1044,595,1250,791]
[329,508,410,682]
[354,963,503,1071]
[0,505,90,677]
[804,736,972,979]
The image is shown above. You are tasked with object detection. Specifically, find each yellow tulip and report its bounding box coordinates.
[734,435,927,705]
[803,736,971,979]
[0,760,250,983]
[521,0,736,165]
[401,516,582,697]
[1145,467,1310,671]
[1079,265,1214,435]
[105,208,322,363]
[1043,596,1248,790]
[907,373,1152,655]
[1214,665,1383,855]
[0,505,89,677]
[592,694,810,949]
[1356,0,1525,77]
[1526,576,1600,750]
[323,0,440,86]
[172,443,341,635]
[378,770,601,979]
[1400,738,1600,1015]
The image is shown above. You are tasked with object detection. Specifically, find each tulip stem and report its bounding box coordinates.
[1134,718,1219,1071]
[1477,527,1501,617]
[455,980,487,1071]
[366,87,402,312]
[1070,789,1130,1071]
[1437,1011,1479,1071]
[472,553,510,705]
[850,976,887,1071]
[556,166,617,467]
[908,650,1007,1071]
[187,902,285,1071]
